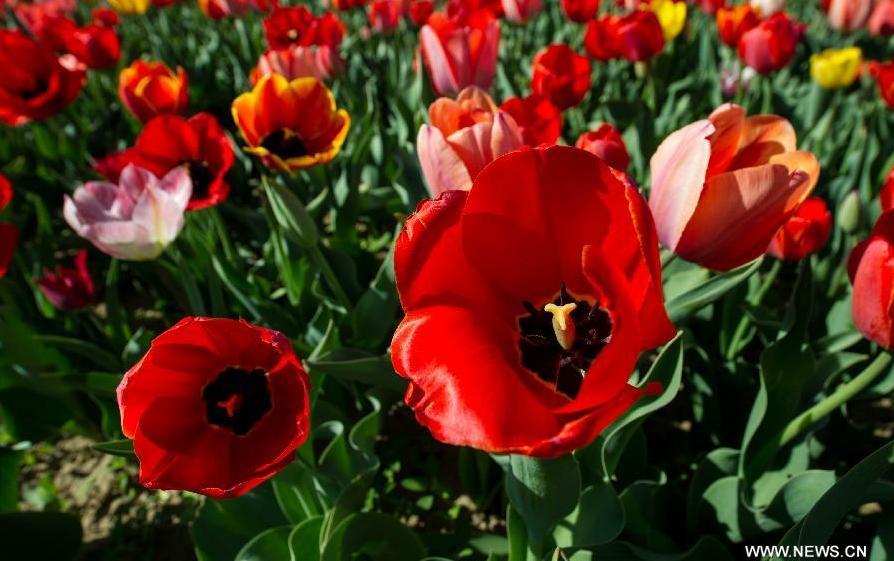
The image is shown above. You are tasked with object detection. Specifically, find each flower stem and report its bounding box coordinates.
[779,352,893,447]
[725,260,781,360]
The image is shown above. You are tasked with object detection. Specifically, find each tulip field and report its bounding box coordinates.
[5,0,894,559]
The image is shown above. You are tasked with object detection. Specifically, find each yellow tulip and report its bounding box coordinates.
[108,0,151,15]
[810,47,862,90]
[646,0,687,42]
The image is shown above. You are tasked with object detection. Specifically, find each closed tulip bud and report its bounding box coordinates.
[738,12,803,75]
[575,124,630,172]
[118,60,189,123]
[645,0,687,42]
[716,4,760,48]
[849,211,894,349]
[767,197,832,261]
[37,250,97,311]
[419,9,500,96]
[64,165,192,261]
[502,0,542,23]
[870,0,894,36]
[561,0,599,23]
[810,47,862,90]
[108,0,151,14]
[838,191,863,234]
[823,0,872,32]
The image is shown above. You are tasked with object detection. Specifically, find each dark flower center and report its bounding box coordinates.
[203,367,272,435]
[260,129,309,160]
[183,160,214,202]
[518,286,613,399]
[19,78,49,101]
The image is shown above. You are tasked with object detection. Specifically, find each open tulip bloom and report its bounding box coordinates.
[392,146,675,457]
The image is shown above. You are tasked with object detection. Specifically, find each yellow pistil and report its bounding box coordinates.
[543,303,577,351]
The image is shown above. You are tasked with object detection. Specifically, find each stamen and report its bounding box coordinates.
[544,302,577,350]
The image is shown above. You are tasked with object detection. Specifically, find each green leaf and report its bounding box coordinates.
[507,504,528,561]
[592,535,734,561]
[506,454,581,549]
[0,447,23,513]
[0,511,82,561]
[666,259,763,324]
[92,439,134,457]
[307,350,405,391]
[776,440,894,550]
[264,178,319,248]
[320,513,425,561]
[236,526,292,561]
[289,516,324,561]
[553,480,624,548]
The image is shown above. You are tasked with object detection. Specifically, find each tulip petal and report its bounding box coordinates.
[417,125,473,196]
[648,119,714,251]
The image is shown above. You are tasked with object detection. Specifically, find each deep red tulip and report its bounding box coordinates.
[0,173,16,278]
[499,94,562,146]
[152,0,184,6]
[369,0,404,32]
[561,0,599,23]
[91,7,120,26]
[37,250,97,311]
[263,6,345,50]
[117,317,311,498]
[575,124,630,171]
[849,212,894,349]
[419,8,500,95]
[0,30,85,126]
[332,0,369,9]
[9,0,76,31]
[118,60,189,123]
[127,113,235,211]
[737,12,803,75]
[715,4,760,48]
[409,0,435,25]
[36,16,121,69]
[584,11,665,62]
[871,61,894,109]
[870,0,894,36]
[766,197,832,261]
[882,170,894,211]
[694,0,724,15]
[391,146,675,457]
[530,44,591,110]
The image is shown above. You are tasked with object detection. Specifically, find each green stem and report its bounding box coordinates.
[779,352,893,447]
[726,260,781,360]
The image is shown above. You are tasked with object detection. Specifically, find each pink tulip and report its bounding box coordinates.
[416,86,524,196]
[649,103,820,271]
[824,0,872,31]
[419,9,500,96]
[870,0,894,36]
[501,0,542,23]
[64,165,192,261]
[252,45,344,83]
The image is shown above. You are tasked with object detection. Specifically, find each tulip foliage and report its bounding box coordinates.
[3,0,894,560]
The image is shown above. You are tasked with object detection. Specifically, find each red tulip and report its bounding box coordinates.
[501,0,542,23]
[198,0,268,19]
[649,103,820,271]
[369,0,404,32]
[766,197,832,261]
[737,12,803,75]
[870,0,894,36]
[37,250,97,311]
[118,60,189,123]
[117,317,311,497]
[715,4,760,48]
[417,86,523,195]
[871,61,894,109]
[419,8,500,95]
[823,0,872,32]
[499,94,562,146]
[392,146,674,457]
[530,44,591,110]
[91,7,121,26]
[263,6,345,50]
[694,0,724,15]
[126,113,235,211]
[882,170,894,211]
[409,0,435,25]
[35,15,121,69]
[9,0,76,31]
[332,0,369,9]
[251,45,345,83]
[0,173,16,278]
[584,11,665,62]
[575,124,630,171]
[849,211,894,349]
[0,30,85,126]
[561,0,599,23]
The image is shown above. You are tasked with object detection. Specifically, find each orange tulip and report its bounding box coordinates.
[118,60,188,123]
[715,4,760,48]
[649,103,820,271]
[231,74,350,172]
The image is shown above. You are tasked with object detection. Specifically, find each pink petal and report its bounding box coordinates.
[416,125,473,196]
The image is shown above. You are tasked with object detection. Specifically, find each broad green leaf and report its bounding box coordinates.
[553,480,624,548]
[289,516,324,561]
[236,526,292,561]
[592,535,734,561]
[264,178,319,248]
[320,513,425,561]
[666,259,763,324]
[506,454,581,549]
